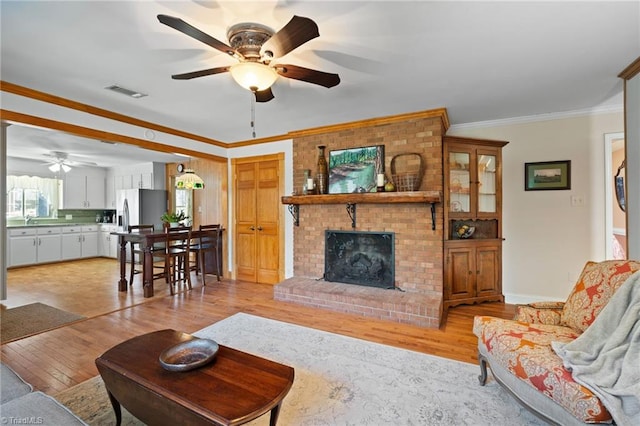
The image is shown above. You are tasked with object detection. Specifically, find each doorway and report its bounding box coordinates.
[604,132,626,259]
[232,154,284,284]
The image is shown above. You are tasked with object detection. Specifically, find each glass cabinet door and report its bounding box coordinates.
[449,151,471,214]
[478,153,497,213]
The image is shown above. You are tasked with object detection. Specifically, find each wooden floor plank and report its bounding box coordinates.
[2,258,515,395]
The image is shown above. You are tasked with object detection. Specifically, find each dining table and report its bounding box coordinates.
[111,228,223,298]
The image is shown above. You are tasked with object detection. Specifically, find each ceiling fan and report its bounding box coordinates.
[157,14,340,102]
[43,151,97,173]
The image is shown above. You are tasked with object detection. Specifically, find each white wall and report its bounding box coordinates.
[1,125,7,299]
[449,111,625,303]
[626,73,640,259]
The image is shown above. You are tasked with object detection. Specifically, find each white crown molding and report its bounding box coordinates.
[450,104,624,131]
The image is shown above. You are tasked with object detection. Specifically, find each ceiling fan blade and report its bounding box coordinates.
[67,159,99,167]
[172,66,230,80]
[254,87,275,103]
[276,64,340,88]
[157,14,237,57]
[261,16,319,58]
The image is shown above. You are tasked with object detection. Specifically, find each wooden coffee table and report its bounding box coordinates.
[95,329,294,426]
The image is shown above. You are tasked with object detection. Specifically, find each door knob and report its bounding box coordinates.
[249,226,255,231]
[257,226,263,231]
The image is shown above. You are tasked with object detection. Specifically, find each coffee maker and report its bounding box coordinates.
[103,211,115,223]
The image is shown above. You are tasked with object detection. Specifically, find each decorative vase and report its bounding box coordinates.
[316,145,329,194]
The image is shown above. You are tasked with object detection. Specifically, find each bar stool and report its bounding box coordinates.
[163,226,192,295]
[189,224,222,285]
[127,224,154,286]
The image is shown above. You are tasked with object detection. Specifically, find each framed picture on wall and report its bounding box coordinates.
[328,145,385,193]
[524,160,571,191]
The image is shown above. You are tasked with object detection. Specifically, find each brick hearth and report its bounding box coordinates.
[275,110,448,327]
[274,277,443,328]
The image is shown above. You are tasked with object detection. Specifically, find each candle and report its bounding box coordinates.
[377,173,385,187]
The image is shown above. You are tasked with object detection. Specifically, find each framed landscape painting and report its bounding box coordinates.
[524,160,571,191]
[328,145,384,193]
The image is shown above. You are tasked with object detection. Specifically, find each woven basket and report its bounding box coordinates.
[391,153,424,191]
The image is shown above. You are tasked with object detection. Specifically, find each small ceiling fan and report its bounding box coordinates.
[157,14,340,102]
[43,151,96,172]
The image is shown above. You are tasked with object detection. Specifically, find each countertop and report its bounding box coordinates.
[7,223,118,228]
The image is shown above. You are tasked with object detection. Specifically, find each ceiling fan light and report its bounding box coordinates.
[175,169,205,190]
[229,62,278,91]
[49,162,72,173]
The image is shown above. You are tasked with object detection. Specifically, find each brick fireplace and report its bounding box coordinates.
[274,109,448,328]
[324,230,395,289]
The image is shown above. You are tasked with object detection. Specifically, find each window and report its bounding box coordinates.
[175,188,192,224]
[6,175,62,219]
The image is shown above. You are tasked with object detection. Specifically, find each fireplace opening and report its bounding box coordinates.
[324,230,395,289]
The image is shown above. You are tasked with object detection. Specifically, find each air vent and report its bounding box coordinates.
[105,84,147,99]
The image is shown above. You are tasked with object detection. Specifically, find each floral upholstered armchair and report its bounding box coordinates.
[473,259,640,425]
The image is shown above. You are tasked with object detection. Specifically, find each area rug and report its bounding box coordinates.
[56,313,545,425]
[1,303,85,344]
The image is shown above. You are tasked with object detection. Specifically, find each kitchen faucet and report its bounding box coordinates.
[25,214,33,225]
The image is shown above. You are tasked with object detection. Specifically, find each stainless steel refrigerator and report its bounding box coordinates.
[117,189,168,231]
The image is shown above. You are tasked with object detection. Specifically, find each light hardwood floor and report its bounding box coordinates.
[1,258,514,395]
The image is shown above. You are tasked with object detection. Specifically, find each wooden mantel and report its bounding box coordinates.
[281,190,441,229]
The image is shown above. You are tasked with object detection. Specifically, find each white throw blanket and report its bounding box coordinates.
[553,271,640,426]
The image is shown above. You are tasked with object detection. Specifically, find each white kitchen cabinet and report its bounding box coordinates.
[61,225,98,259]
[115,174,132,190]
[139,173,153,189]
[62,227,82,260]
[118,172,153,189]
[113,162,164,191]
[37,227,63,263]
[105,173,116,209]
[9,228,37,266]
[82,226,99,258]
[63,175,106,208]
[64,176,87,209]
[86,175,106,208]
[99,225,118,258]
[8,227,62,267]
[99,230,108,257]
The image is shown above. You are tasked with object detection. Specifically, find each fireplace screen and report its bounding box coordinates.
[324,230,395,289]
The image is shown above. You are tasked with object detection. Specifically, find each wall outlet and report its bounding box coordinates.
[65,214,73,220]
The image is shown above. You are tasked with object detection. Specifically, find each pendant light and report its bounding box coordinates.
[175,169,204,189]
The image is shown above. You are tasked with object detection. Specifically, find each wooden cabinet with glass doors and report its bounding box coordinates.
[444,136,508,309]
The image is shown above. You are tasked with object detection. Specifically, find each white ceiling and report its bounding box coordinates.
[2,1,639,167]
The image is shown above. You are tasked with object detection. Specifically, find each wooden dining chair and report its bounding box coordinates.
[163,226,193,295]
[189,224,222,285]
[127,224,155,285]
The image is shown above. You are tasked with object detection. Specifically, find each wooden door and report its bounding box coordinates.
[233,154,283,284]
[255,160,281,283]
[445,244,475,301]
[235,162,257,281]
[475,242,501,297]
